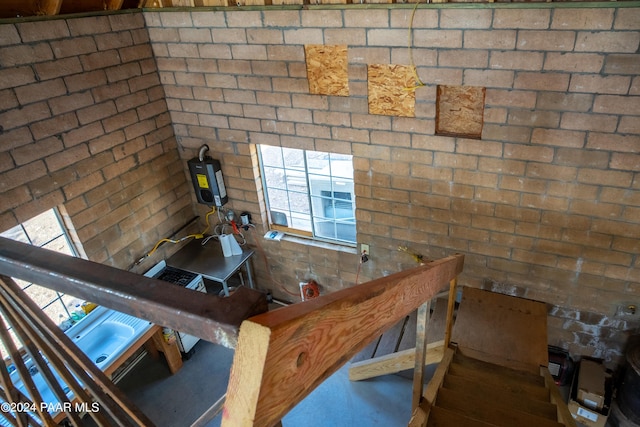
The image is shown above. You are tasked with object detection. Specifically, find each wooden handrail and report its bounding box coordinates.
[223,253,464,427]
[0,236,267,349]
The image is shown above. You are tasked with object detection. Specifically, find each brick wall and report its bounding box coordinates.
[0,13,194,270]
[0,5,638,366]
[144,5,640,365]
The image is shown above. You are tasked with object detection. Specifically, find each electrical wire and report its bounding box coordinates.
[405,0,427,92]
[355,255,363,287]
[134,207,217,267]
[246,225,300,298]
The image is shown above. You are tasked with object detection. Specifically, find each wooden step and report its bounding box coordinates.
[434,388,563,427]
[447,362,549,399]
[437,379,558,420]
[443,373,550,402]
[453,351,546,387]
[426,406,499,427]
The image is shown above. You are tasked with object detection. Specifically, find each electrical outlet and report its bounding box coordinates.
[360,244,369,256]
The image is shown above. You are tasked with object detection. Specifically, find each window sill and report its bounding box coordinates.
[279,234,358,255]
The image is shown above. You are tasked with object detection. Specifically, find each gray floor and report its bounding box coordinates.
[117,339,417,427]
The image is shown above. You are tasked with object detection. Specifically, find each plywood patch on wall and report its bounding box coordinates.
[305,45,349,97]
[436,85,486,139]
[367,64,416,117]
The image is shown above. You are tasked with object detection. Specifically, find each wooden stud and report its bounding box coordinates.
[444,278,456,348]
[349,341,445,381]
[223,254,464,427]
[0,0,62,18]
[150,327,183,375]
[412,300,431,411]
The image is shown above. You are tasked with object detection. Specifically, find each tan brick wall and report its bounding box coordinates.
[1,5,638,366]
[0,13,194,271]
[144,5,640,365]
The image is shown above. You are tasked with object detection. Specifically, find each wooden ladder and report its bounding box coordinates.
[409,287,576,427]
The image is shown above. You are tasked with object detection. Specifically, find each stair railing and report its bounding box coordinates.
[0,236,267,426]
[222,253,465,427]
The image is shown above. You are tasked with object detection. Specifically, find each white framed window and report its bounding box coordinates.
[1,208,83,328]
[258,146,356,245]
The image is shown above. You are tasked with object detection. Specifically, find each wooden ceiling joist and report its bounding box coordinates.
[0,0,136,19]
[0,0,62,19]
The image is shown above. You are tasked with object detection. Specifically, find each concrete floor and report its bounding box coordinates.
[117,339,417,427]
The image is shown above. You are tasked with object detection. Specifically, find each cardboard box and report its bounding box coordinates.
[577,359,606,411]
[569,400,608,427]
[568,359,610,427]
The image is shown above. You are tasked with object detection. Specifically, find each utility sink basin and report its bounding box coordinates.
[4,306,153,419]
[67,307,152,369]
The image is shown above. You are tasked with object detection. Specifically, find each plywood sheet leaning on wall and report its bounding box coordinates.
[368,64,416,117]
[436,85,486,139]
[304,45,349,96]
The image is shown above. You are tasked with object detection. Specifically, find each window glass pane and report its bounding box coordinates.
[267,188,291,212]
[281,147,305,170]
[290,212,312,231]
[285,169,308,192]
[0,225,28,244]
[260,145,284,168]
[330,156,354,179]
[263,166,287,190]
[43,235,72,256]
[23,209,61,247]
[288,191,311,216]
[43,303,71,327]
[23,284,59,308]
[306,152,329,173]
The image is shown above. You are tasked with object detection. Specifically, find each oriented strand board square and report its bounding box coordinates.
[367,64,416,117]
[305,45,349,97]
[436,85,486,139]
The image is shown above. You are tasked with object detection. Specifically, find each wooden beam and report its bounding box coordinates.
[106,0,126,9]
[348,341,444,382]
[412,301,430,411]
[0,0,61,18]
[444,278,456,347]
[223,254,464,427]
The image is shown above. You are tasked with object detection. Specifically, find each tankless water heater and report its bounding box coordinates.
[188,156,228,207]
